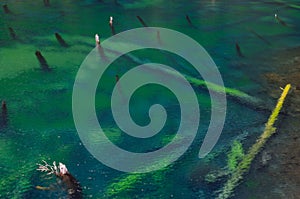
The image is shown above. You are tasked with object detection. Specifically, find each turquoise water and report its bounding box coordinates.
[0,0,300,198]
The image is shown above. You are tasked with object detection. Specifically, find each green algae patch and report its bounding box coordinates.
[0,160,36,198]
[227,140,244,172]
[104,173,144,198]
[104,169,168,198]
[103,145,181,198]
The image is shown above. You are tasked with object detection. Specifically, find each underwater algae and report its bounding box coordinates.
[227,140,244,172]
[217,84,291,199]
[102,134,190,198]
[103,157,172,198]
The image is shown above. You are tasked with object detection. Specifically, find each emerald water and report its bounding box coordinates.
[1,0,299,198]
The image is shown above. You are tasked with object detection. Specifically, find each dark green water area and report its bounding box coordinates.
[0,0,300,198]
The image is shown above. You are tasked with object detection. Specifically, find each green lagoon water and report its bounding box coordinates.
[0,0,300,198]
